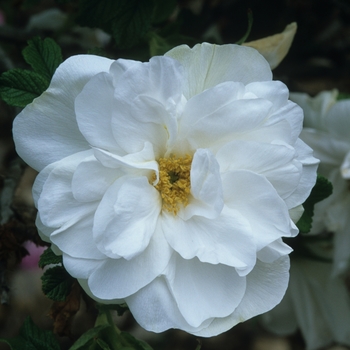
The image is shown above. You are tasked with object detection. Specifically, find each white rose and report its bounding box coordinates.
[13,43,318,336]
[292,90,350,275]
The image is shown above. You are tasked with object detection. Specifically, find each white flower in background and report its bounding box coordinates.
[27,8,111,48]
[292,90,350,275]
[13,43,318,336]
[261,257,350,350]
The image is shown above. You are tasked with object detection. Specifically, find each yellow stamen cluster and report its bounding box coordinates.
[152,155,192,214]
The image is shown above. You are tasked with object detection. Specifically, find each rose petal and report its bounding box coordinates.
[88,225,172,299]
[166,254,246,327]
[165,43,272,99]
[93,176,161,259]
[222,170,293,250]
[162,206,256,268]
[192,256,290,337]
[13,55,113,171]
[75,72,123,153]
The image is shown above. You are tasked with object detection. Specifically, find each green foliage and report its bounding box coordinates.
[153,0,177,24]
[41,266,75,301]
[69,325,110,350]
[39,247,72,302]
[148,32,174,56]
[296,175,333,233]
[38,246,63,268]
[0,69,48,107]
[22,37,63,82]
[76,0,154,49]
[0,317,60,350]
[0,37,62,107]
[70,315,153,350]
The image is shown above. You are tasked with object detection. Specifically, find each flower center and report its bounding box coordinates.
[153,155,192,214]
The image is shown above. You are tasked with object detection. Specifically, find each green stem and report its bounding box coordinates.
[104,307,121,335]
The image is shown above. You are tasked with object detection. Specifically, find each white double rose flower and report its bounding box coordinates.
[13,43,318,336]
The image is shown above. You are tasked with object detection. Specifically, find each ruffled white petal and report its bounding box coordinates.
[193,256,290,337]
[222,170,293,249]
[71,156,120,202]
[13,55,113,171]
[283,138,319,209]
[257,239,293,263]
[177,86,274,152]
[110,56,184,156]
[88,225,172,299]
[75,72,122,153]
[50,212,105,259]
[165,43,272,99]
[216,140,301,201]
[93,176,161,259]
[93,142,158,176]
[162,206,256,268]
[186,148,223,219]
[166,255,246,327]
[35,150,95,228]
[126,277,211,334]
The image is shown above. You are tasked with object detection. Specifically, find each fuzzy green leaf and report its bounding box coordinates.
[0,317,60,350]
[22,37,63,82]
[76,0,155,48]
[0,69,48,107]
[296,175,333,233]
[41,266,74,301]
[38,246,62,268]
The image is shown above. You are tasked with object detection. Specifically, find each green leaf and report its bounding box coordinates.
[41,266,75,301]
[0,69,48,107]
[96,339,112,350]
[93,307,154,350]
[148,32,173,56]
[296,175,333,233]
[22,37,63,82]
[69,325,110,350]
[0,317,60,350]
[152,0,176,23]
[76,0,155,48]
[38,246,63,268]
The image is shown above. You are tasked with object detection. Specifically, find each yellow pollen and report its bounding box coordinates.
[152,155,192,214]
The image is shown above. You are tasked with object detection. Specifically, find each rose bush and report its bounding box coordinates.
[13,43,318,336]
